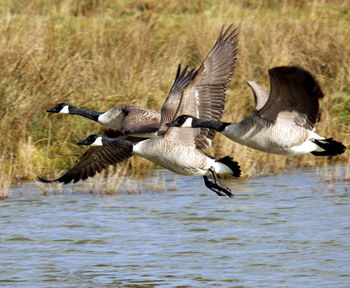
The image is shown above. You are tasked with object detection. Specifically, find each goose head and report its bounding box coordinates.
[166,115,195,128]
[47,103,71,114]
[77,135,104,146]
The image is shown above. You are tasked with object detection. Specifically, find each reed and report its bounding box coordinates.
[78,168,173,195]
[0,0,349,188]
[37,167,173,196]
[316,159,350,184]
[0,154,12,198]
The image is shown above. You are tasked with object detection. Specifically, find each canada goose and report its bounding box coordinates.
[38,24,240,197]
[47,103,161,138]
[167,66,346,156]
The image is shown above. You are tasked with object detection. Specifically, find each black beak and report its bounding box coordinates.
[77,138,90,145]
[166,120,175,127]
[47,107,57,113]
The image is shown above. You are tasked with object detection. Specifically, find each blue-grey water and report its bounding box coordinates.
[1,167,349,287]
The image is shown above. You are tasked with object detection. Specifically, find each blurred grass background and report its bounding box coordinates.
[0,0,349,186]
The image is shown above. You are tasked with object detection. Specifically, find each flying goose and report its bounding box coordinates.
[167,66,346,156]
[47,103,161,139]
[38,24,240,197]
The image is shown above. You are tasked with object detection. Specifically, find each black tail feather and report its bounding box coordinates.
[311,138,346,156]
[217,156,241,177]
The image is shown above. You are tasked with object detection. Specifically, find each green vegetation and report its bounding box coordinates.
[0,0,349,191]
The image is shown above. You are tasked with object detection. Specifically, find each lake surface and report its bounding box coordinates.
[1,167,349,287]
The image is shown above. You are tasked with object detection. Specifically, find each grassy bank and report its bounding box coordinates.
[0,0,349,191]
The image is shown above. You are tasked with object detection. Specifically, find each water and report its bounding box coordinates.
[1,167,349,287]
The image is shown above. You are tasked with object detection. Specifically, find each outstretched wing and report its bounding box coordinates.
[164,25,239,149]
[38,146,133,184]
[257,66,324,130]
[158,65,198,135]
[246,81,269,111]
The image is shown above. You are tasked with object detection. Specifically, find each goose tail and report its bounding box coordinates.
[311,138,346,156]
[216,156,241,177]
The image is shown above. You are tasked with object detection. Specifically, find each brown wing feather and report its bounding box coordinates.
[120,107,161,135]
[246,81,269,111]
[257,66,324,130]
[39,146,133,184]
[158,65,198,135]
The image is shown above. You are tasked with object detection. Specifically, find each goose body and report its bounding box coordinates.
[48,103,161,138]
[78,135,236,177]
[222,117,321,155]
[39,25,241,197]
[167,66,346,156]
[132,138,232,176]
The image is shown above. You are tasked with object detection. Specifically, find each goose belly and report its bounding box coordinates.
[133,139,210,176]
[224,122,310,155]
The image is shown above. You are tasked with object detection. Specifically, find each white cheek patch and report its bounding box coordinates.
[59,105,69,114]
[92,136,103,146]
[182,117,193,128]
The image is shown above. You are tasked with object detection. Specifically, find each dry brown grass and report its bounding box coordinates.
[0,0,349,190]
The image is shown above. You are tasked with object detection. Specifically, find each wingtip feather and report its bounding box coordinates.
[37,176,55,183]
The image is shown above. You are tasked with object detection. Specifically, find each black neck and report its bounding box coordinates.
[69,106,102,122]
[193,118,230,132]
[103,138,134,152]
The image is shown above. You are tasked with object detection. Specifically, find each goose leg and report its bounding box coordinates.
[210,167,233,197]
[204,168,233,197]
[203,176,226,196]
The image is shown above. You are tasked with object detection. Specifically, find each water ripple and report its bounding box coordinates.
[0,166,349,287]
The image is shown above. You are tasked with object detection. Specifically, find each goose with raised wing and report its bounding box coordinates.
[47,103,161,139]
[38,25,241,197]
[167,66,346,156]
